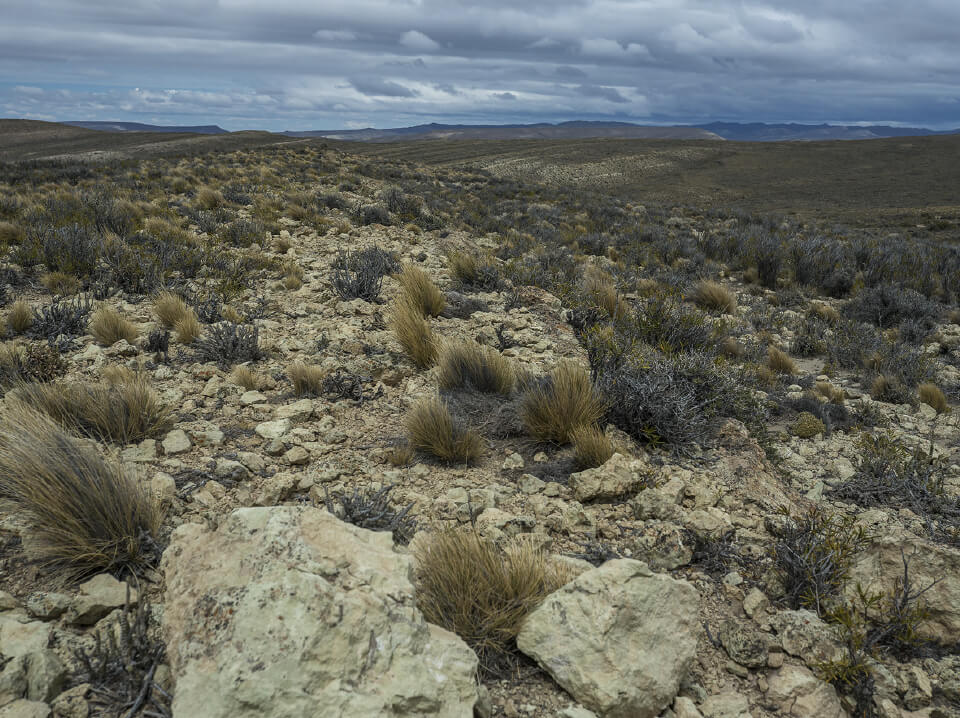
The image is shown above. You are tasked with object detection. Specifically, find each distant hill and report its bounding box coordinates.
[63,121,228,134]
[696,122,960,142]
[282,121,722,142]
[284,120,960,143]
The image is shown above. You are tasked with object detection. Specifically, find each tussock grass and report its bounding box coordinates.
[289,362,326,396]
[41,271,81,296]
[0,221,24,245]
[918,383,948,414]
[415,530,574,675]
[584,274,628,319]
[195,186,224,210]
[10,377,172,444]
[173,313,202,345]
[0,407,161,580]
[815,381,846,405]
[389,297,438,368]
[520,361,606,443]
[570,425,614,469]
[720,336,744,358]
[89,306,138,346]
[768,346,796,375]
[437,340,514,394]
[692,280,737,314]
[153,292,193,329]
[6,300,33,335]
[396,264,445,317]
[405,395,483,464]
[221,304,244,324]
[230,365,261,391]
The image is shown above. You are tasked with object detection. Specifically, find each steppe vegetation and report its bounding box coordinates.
[0,131,958,717]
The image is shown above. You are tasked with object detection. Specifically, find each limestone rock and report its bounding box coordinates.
[254,419,291,441]
[718,619,768,668]
[768,610,843,667]
[161,429,191,455]
[517,559,698,718]
[161,507,479,717]
[623,522,692,571]
[0,700,51,718]
[569,453,651,502]
[0,616,50,658]
[765,664,843,717]
[68,575,137,626]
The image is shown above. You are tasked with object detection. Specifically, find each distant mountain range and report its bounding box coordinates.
[60,119,960,142]
[63,121,227,134]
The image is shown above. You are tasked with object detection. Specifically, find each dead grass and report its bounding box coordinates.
[221,305,244,324]
[918,383,948,414]
[0,221,24,245]
[173,313,202,345]
[89,306,138,346]
[9,377,172,444]
[41,271,81,296]
[195,186,224,210]
[437,340,514,394]
[230,365,261,391]
[389,297,438,368]
[153,291,192,329]
[815,381,846,405]
[0,406,161,580]
[692,280,737,314]
[289,362,326,396]
[768,346,796,375]
[584,274,628,319]
[396,264,446,317]
[415,530,575,675]
[405,395,483,464]
[6,300,33,335]
[570,425,615,469]
[520,361,606,443]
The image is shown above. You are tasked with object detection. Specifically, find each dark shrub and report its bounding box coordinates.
[332,246,397,301]
[193,322,261,365]
[844,284,938,329]
[29,297,93,339]
[323,484,417,544]
[355,204,391,226]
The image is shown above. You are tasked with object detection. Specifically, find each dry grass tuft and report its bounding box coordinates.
[0,221,24,245]
[720,336,744,358]
[767,346,796,375]
[0,407,161,580]
[389,297,438,368]
[221,305,244,324]
[230,365,261,391]
[405,395,483,464]
[289,362,326,396]
[173,313,202,345]
[41,271,81,296]
[918,383,949,414]
[89,306,139,347]
[396,264,445,317]
[415,530,574,675]
[437,340,514,394]
[520,361,606,443]
[6,300,33,335]
[948,308,960,325]
[809,303,841,324]
[10,377,172,445]
[584,275,629,319]
[386,441,416,467]
[570,425,615,469]
[692,280,737,314]
[815,381,846,405]
[195,186,224,210]
[153,291,192,329]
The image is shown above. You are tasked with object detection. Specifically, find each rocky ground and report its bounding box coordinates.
[0,144,959,718]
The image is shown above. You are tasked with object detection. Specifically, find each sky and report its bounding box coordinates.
[2,0,959,132]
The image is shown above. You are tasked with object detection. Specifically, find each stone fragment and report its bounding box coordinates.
[765,664,843,717]
[161,429,191,455]
[569,453,650,502]
[69,575,137,626]
[254,419,291,440]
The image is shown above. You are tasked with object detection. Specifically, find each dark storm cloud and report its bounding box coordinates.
[1,0,958,130]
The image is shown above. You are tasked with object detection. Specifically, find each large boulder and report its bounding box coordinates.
[517,559,699,718]
[847,534,960,644]
[161,507,479,718]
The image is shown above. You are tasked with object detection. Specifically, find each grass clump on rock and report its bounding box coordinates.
[520,361,606,444]
[415,530,574,675]
[437,340,514,394]
[0,407,161,579]
[405,395,483,464]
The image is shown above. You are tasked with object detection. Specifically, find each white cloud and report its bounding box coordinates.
[399,30,440,51]
[312,29,357,42]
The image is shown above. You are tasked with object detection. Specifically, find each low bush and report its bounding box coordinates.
[437,340,514,394]
[389,297,437,368]
[332,246,397,301]
[29,297,93,339]
[0,341,66,387]
[396,264,445,317]
[415,530,573,674]
[0,407,161,579]
[844,283,938,330]
[89,306,138,346]
[405,395,483,464]
[193,322,261,365]
[520,361,605,443]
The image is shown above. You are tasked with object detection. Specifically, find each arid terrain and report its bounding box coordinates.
[0,120,958,718]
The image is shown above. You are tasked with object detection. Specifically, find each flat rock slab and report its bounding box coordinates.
[517,559,699,718]
[161,506,479,718]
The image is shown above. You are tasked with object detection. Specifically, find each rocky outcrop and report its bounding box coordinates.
[161,506,480,718]
[517,559,698,718]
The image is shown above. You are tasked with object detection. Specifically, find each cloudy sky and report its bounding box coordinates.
[2,0,959,131]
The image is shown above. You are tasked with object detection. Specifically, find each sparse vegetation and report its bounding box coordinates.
[193,321,261,365]
[323,484,417,545]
